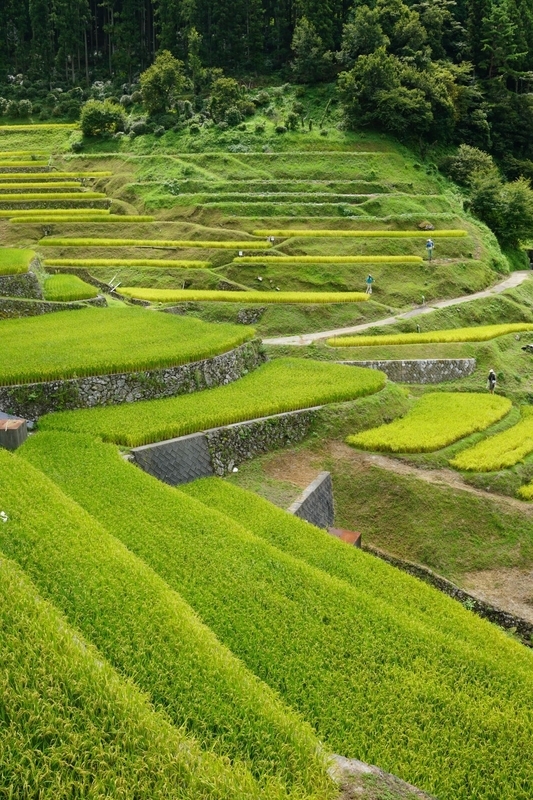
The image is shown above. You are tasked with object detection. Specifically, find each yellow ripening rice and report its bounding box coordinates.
[328,323,533,347]
[118,287,369,304]
[44,258,210,269]
[253,228,468,238]
[233,255,423,264]
[39,237,271,249]
[451,407,533,472]
[347,392,512,453]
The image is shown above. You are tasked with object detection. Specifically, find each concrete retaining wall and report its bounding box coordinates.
[339,358,476,384]
[132,406,320,485]
[288,471,334,529]
[0,339,264,419]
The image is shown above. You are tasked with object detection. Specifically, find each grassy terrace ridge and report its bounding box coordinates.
[234,255,424,264]
[328,323,533,347]
[0,181,82,190]
[20,432,533,800]
[0,247,34,275]
[11,215,154,223]
[253,229,468,238]
[0,150,49,157]
[39,237,272,249]
[348,392,512,453]
[450,407,533,472]
[39,359,385,446]
[43,274,98,302]
[0,548,269,800]
[0,171,111,180]
[119,288,369,304]
[0,161,49,168]
[0,307,254,385]
[2,446,331,800]
[44,257,210,268]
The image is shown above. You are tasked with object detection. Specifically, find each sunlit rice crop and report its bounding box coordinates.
[43,274,99,302]
[39,237,271,249]
[327,323,533,347]
[45,258,210,268]
[118,288,369,304]
[451,407,533,471]
[0,192,105,201]
[0,247,34,275]
[233,255,423,264]
[11,214,154,223]
[347,392,512,453]
[0,307,254,385]
[39,359,385,446]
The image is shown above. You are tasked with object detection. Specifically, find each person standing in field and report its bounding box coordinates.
[365,274,374,294]
[426,238,435,261]
[487,368,497,394]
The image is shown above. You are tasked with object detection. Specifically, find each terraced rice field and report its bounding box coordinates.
[118,287,369,304]
[451,408,533,471]
[347,392,512,453]
[43,274,98,302]
[328,324,533,348]
[0,247,34,275]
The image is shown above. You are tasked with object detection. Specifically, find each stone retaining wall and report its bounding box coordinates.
[0,339,265,419]
[364,543,533,648]
[0,294,106,320]
[131,406,320,485]
[288,472,334,529]
[339,358,476,384]
[0,272,43,299]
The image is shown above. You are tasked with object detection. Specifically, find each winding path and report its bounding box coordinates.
[263,270,531,346]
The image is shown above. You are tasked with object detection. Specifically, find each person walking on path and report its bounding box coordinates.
[365,274,374,295]
[487,368,497,394]
[426,238,435,261]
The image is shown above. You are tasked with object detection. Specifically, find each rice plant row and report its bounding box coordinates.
[0,307,254,386]
[39,359,385,446]
[43,274,99,302]
[518,480,533,500]
[234,255,424,264]
[118,288,369,304]
[253,229,468,238]
[20,432,533,800]
[450,407,533,472]
[0,547,272,800]
[11,214,154,224]
[45,257,211,268]
[0,207,110,217]
[0,191,105,201]
[1,447,331,800]
[0,247,35,275]
[0,182,80,191]
[0,123,77,130]
[347,392,512,453]
[327,323,533,348]
[39,237,271,249]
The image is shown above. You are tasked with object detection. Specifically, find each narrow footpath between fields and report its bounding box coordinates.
[263,270,531,346]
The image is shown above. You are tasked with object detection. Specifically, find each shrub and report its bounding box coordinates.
[18,99,33,117]
[129,119,149,136]
[189,124,200,135]
[131,90,143,104]
[255,123,265,134]
[140,50,186,114]
[239,100,256,117]
[348,392,512,453]
[0,98,7,115]
[153,125,165,137]
[120,94,133,107]
[275,125,287,134]
[445,145,495,186]
[80,99,126,137]
[6,100,19,118]
[217,121,229,130]
[286,111,299,130]
[255,90,270,106]
[209,77,241,122]
[224,106,242,127]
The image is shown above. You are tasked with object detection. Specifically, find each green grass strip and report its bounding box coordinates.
[328,323,533,347]
[450,407,533,472]
[234,255,423,264]
[11,215,154,224]
[2,447,330,800]
[0,172,110,180]
[45,258,210,268]
[348,392,512,453]
[119,287,369,304]
[20,432,533,800]
[253,229,468,238]
[40,359,385,446]
[0,150,49,158]
[43,274,99,302]
[39,237,271,249]
[0,192,105,201]
[0,247,34,275]
[0,307,254,385]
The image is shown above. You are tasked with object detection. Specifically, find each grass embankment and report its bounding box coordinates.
[0,550,272,800]
[0,247,34,275]
[11,215,154,224]
[43,274,98,302]
[234,255,423,264]
[44,257,210,268]
[328,323,533,348]
[1,446,330,800]
[39,359,385,446]
[39,237,271,249]
[0,171,111,180]
[20,431,533,800]
[347,392,511,453]
[119,287,369,304]
[0,307,254,385]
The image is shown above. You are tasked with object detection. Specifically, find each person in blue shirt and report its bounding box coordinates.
[426,238,435,261]
[365,274,375,294]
